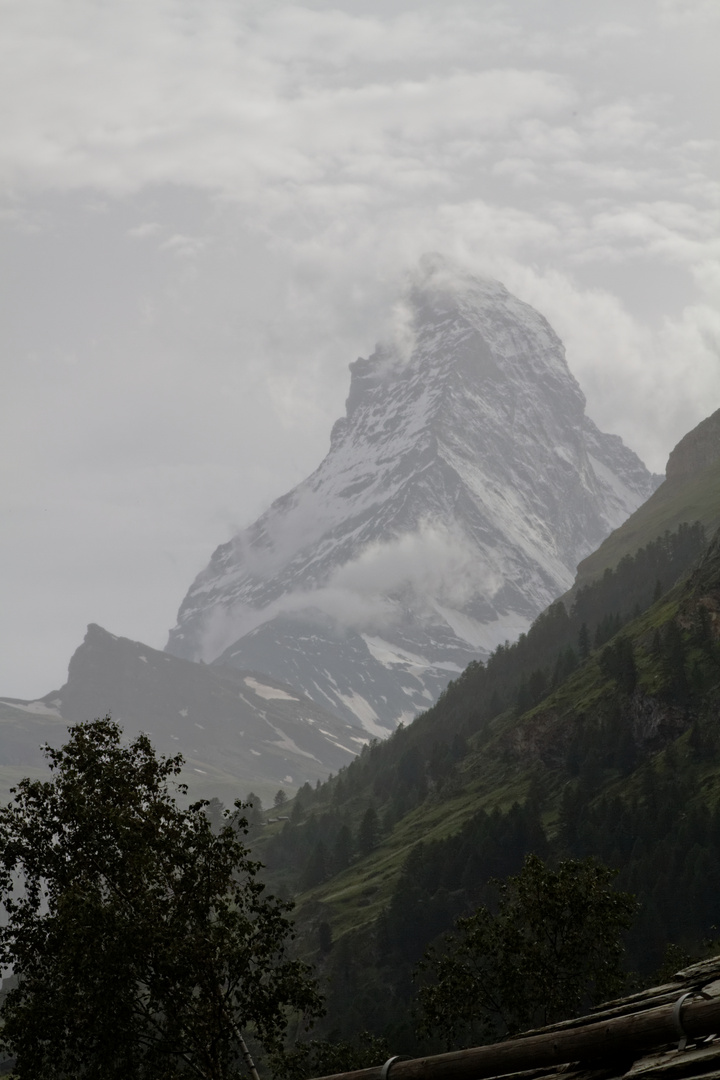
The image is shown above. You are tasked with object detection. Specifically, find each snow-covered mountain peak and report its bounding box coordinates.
[166,260,660,733]
[338,257,585,447]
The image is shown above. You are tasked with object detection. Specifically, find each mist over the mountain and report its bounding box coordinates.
[166,256,660,733]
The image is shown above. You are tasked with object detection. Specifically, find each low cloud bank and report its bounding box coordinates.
[197,521,502,662]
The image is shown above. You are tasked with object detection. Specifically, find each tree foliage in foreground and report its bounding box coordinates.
[416,854,638,1049]
[0,717,322,1080]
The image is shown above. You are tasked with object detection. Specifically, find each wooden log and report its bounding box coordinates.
[309,995,720,1080]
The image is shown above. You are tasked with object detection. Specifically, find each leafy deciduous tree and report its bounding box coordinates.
[0,717,322,1079]
[416,854,637,1049]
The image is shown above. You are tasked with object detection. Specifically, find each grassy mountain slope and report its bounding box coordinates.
[573,408,720,590]
[273,563,713,915]
[256,521,710,895]
[574,462,720,591]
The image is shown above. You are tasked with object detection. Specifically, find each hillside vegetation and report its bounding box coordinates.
[249,520,720,1045]
[573,408,720,590]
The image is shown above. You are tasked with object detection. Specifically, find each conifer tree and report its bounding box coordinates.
[332,824,354,873]
[358,807,379,856]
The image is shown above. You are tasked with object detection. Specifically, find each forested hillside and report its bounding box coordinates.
[248,520,720,1046]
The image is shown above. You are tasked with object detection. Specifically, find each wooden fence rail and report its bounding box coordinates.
[309,993,720,1080]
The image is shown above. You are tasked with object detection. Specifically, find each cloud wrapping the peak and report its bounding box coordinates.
[197,520,502,663]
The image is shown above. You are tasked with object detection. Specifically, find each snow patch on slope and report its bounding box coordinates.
[244,676,298,702]
[0,699,62,718]
[335,691,391,740]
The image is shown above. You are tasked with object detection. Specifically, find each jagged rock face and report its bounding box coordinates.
[666,407,720,483]
[166,255,660,733]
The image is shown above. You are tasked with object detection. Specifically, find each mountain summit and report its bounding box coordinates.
[166,256,660,733]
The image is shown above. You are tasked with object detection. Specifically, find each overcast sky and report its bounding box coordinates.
[1,0,719,698]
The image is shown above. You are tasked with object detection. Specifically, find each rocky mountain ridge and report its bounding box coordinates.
[0,623,367,804]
